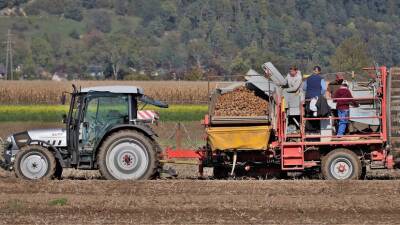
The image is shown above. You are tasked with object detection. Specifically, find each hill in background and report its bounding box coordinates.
[0,0,399,80]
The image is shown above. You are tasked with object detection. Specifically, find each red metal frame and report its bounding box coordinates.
[297,96,383,143]
[164,147,204,160]
[278,66,390,169]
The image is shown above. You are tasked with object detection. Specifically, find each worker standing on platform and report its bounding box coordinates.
[302,66,326,99]
[302,66,327,132]
[333,81,359,136]
[328,73,345,98]
[284,65,302,93]
[282,65,302,109]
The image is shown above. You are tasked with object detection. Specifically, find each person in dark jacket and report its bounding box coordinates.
[333,81,359,136]
[302,66,327,132]
[302,66,326,99]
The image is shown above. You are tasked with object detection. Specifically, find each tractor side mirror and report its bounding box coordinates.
[60,93,67,105]
[62,114,67,124]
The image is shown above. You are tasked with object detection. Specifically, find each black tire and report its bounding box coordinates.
[98,130,158,180]
[321,148,362,180]
[151,140,163,179]
[14,145,56,180]
[54,159,63,180]
[213,166,229,179]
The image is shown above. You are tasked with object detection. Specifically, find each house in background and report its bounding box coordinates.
[52,72,68,81]
[87,65,104,78]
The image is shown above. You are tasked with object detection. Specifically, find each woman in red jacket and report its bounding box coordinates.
[333,82,359,136]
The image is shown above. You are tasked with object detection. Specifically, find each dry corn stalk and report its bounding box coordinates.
[0,81,217,104]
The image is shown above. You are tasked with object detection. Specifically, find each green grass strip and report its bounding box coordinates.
[0,105,208,122]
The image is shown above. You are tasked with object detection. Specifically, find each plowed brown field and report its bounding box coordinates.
[1,123,400,224]
[0,178,399,225]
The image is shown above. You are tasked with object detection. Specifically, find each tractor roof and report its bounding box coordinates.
[80,86,144,94]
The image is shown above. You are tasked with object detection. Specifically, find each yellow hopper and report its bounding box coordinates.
[206,126,271,151]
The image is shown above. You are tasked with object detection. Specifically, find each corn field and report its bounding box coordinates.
[0,81,224,105]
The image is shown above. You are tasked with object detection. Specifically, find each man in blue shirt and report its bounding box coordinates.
[302,66,327,133]
[302,66,326,99]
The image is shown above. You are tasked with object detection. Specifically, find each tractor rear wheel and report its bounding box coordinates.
[321,148,362,180]
[14,145,56,180]
[98,130,158,180]
[54,160,63,180]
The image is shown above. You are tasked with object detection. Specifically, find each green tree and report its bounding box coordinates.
[145,16,164,37]
[81,0,97,9]
[102,34,141,79]
[230,56,250,75]
[160,1,177,30]
[178,17,191,43]
[87,10,112,33]
[115,0,128,16]
[187,39,210,69]
[31,37,53,69]
[159,32,186,71]
[64,3,83,21]
[185,67,204,80]
[330,36,372,73]
[22,51,37,79]
[38,0,64,15]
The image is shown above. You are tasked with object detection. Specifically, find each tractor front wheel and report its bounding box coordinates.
[98,130,158,180]
[14,145,56,180]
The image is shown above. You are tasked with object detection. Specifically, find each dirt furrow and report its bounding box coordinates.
[0,180,400,224]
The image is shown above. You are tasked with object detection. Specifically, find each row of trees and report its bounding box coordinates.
[0,0,399,80]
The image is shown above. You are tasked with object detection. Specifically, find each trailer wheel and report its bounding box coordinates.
[322,148,361,180]
[14,145,56,180]
[98,130,158,180]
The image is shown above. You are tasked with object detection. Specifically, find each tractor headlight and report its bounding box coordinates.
[3,135,15,153]
[1,135,16,169]
[6,136,13,148]
[4,136,12,150]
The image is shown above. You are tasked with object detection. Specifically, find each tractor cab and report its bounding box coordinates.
[66,85,168,169]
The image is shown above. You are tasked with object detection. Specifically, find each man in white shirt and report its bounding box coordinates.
[282,65,302,109]
[284,65,303,93]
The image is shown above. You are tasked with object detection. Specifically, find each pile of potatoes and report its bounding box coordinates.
[214,86,268,117]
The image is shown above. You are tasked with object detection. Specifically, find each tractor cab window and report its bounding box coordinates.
[67,95,82,126]
[81,95,129,148]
